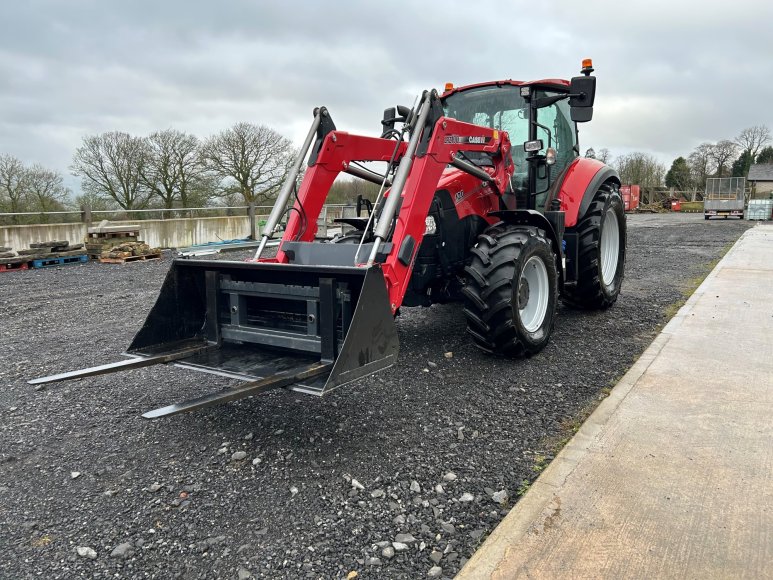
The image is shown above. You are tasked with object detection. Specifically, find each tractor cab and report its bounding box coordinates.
[441,63,595,212]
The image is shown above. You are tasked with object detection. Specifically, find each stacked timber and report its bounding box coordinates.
[86,220,142,258]
[1,240,88,271]
[99,241,162,263]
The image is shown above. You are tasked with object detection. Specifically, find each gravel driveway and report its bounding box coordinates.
[0,213,754,579]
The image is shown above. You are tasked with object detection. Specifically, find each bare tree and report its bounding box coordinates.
[71,132,151,210]
[688,143,716,192]
[25,164,70,214]
[141,129,203,209]
[175,135,208,208]
[141,130,180,209]
[201,123,295,205]
[584,147,596,159]
[0,154,29,216]
[615,152,665,186]
[735,125,771,159]
[597,148,612,164]
[709,140,738,178]
[614,152,665,203]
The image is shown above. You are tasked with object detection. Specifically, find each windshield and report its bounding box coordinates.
[442,85,529,171]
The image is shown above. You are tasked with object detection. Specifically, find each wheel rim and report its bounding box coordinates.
[518,256,549,333]
[600,208,620,285]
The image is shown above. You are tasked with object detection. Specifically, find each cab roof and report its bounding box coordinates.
[441,79,570,98]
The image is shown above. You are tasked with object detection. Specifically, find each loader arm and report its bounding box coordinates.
[275,93,513,313]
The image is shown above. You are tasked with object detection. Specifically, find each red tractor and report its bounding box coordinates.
[32,60,626,418]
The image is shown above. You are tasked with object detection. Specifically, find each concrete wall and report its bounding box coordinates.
[0,216,252,251]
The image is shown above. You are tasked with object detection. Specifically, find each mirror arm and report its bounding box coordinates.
[533,94,569,109]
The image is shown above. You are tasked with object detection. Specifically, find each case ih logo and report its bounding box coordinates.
[443,135,491,145]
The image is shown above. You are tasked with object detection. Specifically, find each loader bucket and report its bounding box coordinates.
[30,259,399,418]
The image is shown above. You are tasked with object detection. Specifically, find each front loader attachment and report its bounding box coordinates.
[30,259,399,418]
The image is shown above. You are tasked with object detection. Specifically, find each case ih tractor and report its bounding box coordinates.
[32,60,626,418]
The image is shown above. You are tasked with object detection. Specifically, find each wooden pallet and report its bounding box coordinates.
[87,230,140,240]
[30,255,89,269]
[0,261,29,273]
[98,253,162,264]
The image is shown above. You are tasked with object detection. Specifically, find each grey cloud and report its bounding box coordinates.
[1,0,772,186]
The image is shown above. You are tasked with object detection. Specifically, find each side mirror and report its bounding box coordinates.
[569,75,596,123]
[381,107,397,135]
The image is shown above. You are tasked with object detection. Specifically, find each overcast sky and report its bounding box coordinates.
[2,0,772,193]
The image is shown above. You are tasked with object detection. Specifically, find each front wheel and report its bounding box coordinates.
[563,184,626,309]
[462,225,558,357]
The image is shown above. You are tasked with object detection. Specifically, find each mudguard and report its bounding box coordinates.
[553,158,621,228]
[488,209,566,287]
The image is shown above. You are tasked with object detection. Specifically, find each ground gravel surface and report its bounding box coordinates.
[0,214,754,579]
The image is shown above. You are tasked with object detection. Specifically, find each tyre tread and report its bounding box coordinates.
[562,185,625,310]
[463,225,556,357]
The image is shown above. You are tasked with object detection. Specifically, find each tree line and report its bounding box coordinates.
[0,155,70,220]
[72,124,298,211]
[586,125,772,198]
[0,123,302,221]
[4,121,770,220]
[0,122,384,225]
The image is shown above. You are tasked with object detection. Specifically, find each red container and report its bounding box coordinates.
[671,200,681,212]
[620,185,640,212]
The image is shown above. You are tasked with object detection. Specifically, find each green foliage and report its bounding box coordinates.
[532,454,549,473]
[665,156,692,190]
[756,146,773,165]
[731,149,754,177]
[516,479,532,497]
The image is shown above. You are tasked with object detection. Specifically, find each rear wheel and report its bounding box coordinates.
[463,225,558,357]
[563,184,626,310]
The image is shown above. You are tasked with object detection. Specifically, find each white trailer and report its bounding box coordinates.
[704,177,745,220]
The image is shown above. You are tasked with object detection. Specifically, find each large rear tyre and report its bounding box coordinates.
[563,184,626,310]
[463,225,558,357]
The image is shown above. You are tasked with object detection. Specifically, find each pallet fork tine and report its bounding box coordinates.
[141,361,332,419]
[28,344,215,386]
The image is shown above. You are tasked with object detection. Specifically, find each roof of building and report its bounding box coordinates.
[748,163,773,181]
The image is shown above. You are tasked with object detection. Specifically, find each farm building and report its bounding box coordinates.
[748,163,773,198]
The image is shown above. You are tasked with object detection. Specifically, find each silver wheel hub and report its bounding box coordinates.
[518,256,549,333]
[600,208,620,286]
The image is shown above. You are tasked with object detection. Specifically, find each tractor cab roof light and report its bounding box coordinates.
[444,82,454,92]
[581,58,594,76]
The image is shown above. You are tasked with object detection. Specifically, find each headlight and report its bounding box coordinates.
[523,139,543,152]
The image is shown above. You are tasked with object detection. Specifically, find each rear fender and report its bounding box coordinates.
[489,209,564,287]
[553,158,620,228]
